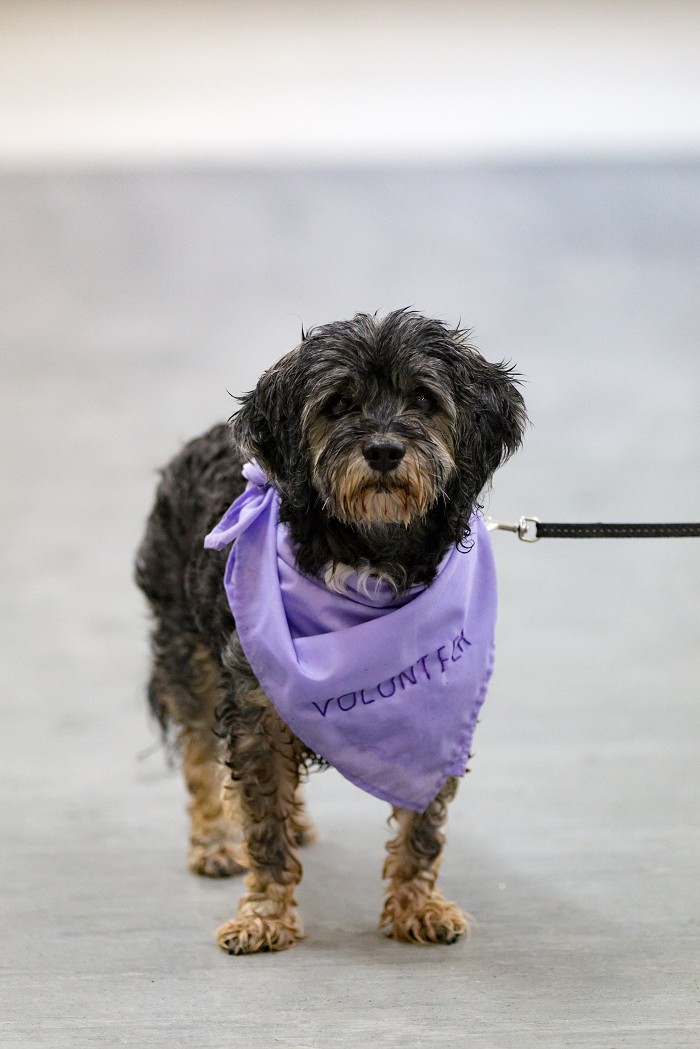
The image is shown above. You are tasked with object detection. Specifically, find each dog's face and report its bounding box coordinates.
[232,311,525,538]
[302,329,460,527]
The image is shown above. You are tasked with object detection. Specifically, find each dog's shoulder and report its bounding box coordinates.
[155,423,247,524]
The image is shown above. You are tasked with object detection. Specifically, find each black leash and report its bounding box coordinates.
[486,516,700,543]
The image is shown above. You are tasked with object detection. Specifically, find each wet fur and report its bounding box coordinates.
[135,309,526,953]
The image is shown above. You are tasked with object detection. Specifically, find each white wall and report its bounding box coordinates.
[1,0,700,165]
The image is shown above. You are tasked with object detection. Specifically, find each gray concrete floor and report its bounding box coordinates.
[1,164,699,1047]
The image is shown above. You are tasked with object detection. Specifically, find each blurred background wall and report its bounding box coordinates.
[2,0,700,165]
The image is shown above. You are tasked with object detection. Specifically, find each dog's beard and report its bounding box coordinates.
[316,447,451,527]
[336,452,427,526]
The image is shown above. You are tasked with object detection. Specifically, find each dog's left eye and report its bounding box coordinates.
[413,389,434,412]
[326,394,355,418]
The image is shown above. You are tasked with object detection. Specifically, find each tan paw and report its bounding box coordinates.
[188,840,247,878]
[216,900,304,955]
[381,890,468,945]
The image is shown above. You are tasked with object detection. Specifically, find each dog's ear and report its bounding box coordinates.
[448,343,527,532]
[229,349,309,506]
[229,367,281,473]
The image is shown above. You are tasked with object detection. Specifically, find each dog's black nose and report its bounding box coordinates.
[362,438,406,474]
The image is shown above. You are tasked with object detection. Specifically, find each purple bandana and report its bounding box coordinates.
[204,462,497,812]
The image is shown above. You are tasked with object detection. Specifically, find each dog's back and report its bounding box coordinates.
[134,422,244,734]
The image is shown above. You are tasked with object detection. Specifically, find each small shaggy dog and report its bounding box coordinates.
[135,310,525,954]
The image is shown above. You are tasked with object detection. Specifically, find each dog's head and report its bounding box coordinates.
[232,310,526,543]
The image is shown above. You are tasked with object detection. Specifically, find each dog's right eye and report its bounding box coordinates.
[326,394,355,418]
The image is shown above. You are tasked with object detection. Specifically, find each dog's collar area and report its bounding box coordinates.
[279,527,444,610]
[321,561,405,603]
[242,459,453,606]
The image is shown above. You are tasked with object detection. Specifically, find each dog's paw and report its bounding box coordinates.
[380,889,468,945]
[216,894,304,954]
[188,840,247,878]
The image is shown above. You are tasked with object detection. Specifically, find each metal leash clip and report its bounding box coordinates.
[485,515,540,542]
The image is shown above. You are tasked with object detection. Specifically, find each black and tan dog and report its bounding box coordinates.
[135,310,525,954]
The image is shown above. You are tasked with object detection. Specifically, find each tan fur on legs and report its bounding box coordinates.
[288,785,318,847]
[182,729,247,877]
[171,643,245,877]
[217,691,306,954]
[217,878,302,955]
[380,777,468,944]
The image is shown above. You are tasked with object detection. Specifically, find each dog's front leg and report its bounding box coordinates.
[216,686,305,955]
[380,776,468,945]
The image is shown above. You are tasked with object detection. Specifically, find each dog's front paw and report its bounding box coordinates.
[216,892,304,954]
[188,840,247,878]
[380,888,468,945]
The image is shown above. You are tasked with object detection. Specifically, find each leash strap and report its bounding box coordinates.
[486,517,700,542]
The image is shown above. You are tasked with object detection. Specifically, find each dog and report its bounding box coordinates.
[135,309,526,954]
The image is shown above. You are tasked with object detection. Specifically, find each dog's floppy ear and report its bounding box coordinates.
[448,342,527,533]
[463,351,526,479]
[229,349,308,506]
[229,368,281,473]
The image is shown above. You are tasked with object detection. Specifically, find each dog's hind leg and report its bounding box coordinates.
[181,724,247,878]
[380,776,468,945]
[216,685,306,955]
[148,634,246,878]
